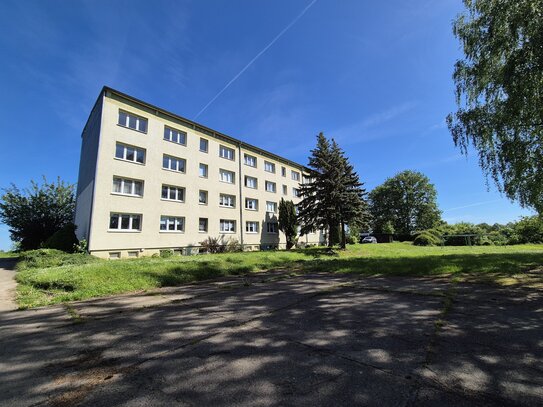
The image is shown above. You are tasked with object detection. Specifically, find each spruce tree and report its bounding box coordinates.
[331,140,369,249]
[298,133,368,248]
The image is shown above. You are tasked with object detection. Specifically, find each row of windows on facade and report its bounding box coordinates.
[118,110,303,180]
[109,213,278,234]
[113,176,300,203]
[114,143,301,196]
[113,177,285,212]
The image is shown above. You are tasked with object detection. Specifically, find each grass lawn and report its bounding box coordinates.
[15,243,543,309]
[0,251,18,259]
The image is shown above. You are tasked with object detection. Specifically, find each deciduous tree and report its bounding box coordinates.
[369,170,441,236]
[0,177,76,251]
[447,0,543,212]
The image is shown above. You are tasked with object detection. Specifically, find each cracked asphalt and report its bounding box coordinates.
[0,271,542,406]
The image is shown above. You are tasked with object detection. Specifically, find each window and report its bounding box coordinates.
[245,176,257,189]
[199,163,208,178]
[199,190,208,204]
[219,145,235,160]
[292,187,301,197]
[115,143,145,164]
[303,176,311,184]
[264,161,276,173]
[112,177,144,197]
[164,126,187,145]
[245,198,258,210]
[246,221,259,233]
[219,194,236,208]
[199,218,208,232]
[220,219,236,233]
[200,138,208,152]
[244,154,256,167]
[109,213,142,231]
[266,201,277,213]
[219,169,235,184]
[265,181,276,193]
[160,216,185,232]
[282,185,287,195]
[291,171,300,181]
[163,154,186,173]
[281,166,286,177]
[266,222,278,234]
[161,185,185,202]
[118,110,147,133]
[109,252,121,260]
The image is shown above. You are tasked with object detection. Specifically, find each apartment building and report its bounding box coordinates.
[74,87,325,259]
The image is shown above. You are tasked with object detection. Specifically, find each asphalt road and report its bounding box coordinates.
[0,271,541,406]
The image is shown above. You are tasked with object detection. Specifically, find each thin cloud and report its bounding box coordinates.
[330,101,417,144]
[194,0,318,119]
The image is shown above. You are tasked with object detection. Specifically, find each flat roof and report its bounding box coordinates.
[95,86,308,172]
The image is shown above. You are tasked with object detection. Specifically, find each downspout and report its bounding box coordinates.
[237,142,244,247]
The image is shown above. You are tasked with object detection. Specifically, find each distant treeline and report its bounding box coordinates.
[413,216,543,246]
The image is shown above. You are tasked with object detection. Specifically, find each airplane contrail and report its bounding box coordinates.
[194,0,318,119]
[443,199,503,212]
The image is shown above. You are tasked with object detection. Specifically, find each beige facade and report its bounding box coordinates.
[75,87,325,259]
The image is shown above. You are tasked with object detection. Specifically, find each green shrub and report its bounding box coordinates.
[200,237,225,254]
[17,249,99,271]
[225,238,242,253]
[160,249,174,258]
[414,230,442,246]
[43,223,79,253]
[345,234,357,245]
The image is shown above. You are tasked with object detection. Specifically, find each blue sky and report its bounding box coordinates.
[0,0,534,250]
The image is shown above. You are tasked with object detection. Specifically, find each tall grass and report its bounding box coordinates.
[15,243,543,309]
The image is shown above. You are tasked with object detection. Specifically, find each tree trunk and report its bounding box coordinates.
[340,219,346,250]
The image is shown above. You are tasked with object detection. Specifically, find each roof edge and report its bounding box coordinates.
[100,86,309,172]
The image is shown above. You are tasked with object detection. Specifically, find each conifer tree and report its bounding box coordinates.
[278,198,298,250]
[298,133,368,249]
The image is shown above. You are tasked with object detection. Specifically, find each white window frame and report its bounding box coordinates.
[199,190,208,205]
[265,181,276,193]
[199,163,208,178]
[281,167,287,177]
[220,219,236,233]
[292,187,300,197]
[160,216,185,233]
[200,138,209,153]
[161,185,185,202]
[219,169,235,184]
[112,177,144,197]
[264,161,276,173]
[219,194,236,208]
[245,176,257,189]
[246,221,259,233]
[282,185,288,195]
[266,201,277,213]
[199,218,208,233]
[163,154,186,173]
[244,154,257,167]
[266,222,279,234]
[118,110,147,133]
[164,126,187,145]
[219,145,235,160]
[109,213,142,232]
[245,198,258,211]
[291,171,300,181]
[115,143,145,164]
